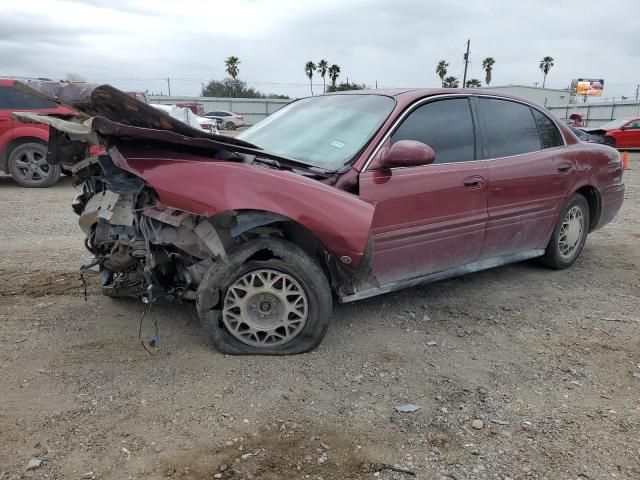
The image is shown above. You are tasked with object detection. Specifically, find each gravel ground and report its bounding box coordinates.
[1,154,639,480]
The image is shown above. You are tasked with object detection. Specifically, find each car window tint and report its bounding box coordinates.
[627,120,640,128]
[391,98,475,164]
[0,86,57,109]
[532,108,563,148]
[478,98,541,158]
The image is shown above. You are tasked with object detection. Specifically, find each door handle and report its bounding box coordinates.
[0,118,9,122]
[463,176,485,189]
[557,162,572,173]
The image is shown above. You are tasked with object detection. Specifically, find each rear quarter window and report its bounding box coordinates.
[532,109,563,148]
[0,86,57,110]
[478,98,541,158]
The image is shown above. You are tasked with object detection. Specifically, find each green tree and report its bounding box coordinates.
[481,57,495,86]
[328,64,341,89]
[443,76,459,88]
[304,61,316,95]
[317,59,329,93]
[539,56,554,88]
[326,81,366,93]
[436,60,449,87]
[224,56,241,79]
[201,78,289,99]
[465,78,482,88]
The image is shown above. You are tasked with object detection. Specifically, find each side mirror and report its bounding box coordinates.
[381,140,436,168]
[620,125,628,130]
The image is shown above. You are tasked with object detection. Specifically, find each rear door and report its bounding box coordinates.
[359,96,488,285]
[475,97,575,258]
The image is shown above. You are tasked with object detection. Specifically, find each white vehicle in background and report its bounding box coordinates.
[202,110,245,130]
[150,104,219,134]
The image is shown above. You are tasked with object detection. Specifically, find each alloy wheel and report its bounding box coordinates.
[222,268,308,347]
[558,205,585,259]
[12,148,51,184]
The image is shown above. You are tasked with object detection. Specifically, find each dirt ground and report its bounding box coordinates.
[1,155,639,480]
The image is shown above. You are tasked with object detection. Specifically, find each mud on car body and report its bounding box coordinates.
[13,81,624,355]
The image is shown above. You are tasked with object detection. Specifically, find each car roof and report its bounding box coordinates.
[326,87,548,109]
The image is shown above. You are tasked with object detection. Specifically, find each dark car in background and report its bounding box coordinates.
[0,79,75,187]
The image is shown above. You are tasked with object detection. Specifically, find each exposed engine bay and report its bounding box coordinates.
[73,153,220,301]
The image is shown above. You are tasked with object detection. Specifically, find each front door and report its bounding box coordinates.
[359,97,488,286]
[475,97,576,258]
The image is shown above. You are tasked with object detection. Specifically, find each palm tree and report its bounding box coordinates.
[465,79,482,88]
[225,56,240,79]
[328,64,341,89]
[481,57,495,86]
[304,61,316,95]
[317,59,329,93]
[443,76,459,88]
[539,56,554,88]
[436,60,449,87]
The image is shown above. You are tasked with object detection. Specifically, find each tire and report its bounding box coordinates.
[196,238,332,355]
[224,121,236,130]
[8,142,61,188]
[539,193,590,269]
[604,136,616,148]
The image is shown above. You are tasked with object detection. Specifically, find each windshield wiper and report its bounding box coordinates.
[252,156,290,170]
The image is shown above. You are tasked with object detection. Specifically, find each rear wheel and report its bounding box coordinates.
[224,121,236,130]
[539,193,590,269]
[604,136,616,148]
[8,142,61,188]
[196,238,332,355]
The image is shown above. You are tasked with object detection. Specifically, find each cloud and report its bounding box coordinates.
[1,0,637,99]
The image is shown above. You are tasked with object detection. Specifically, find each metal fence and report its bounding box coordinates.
[547,101,640,127]
[148,95,292,126]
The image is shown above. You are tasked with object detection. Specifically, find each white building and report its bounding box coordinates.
[481,85,573,108]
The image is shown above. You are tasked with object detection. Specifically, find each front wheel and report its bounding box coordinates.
[8,142,61,188]
[196,238,332,355]
[604,136,616,148]
[539,193,590,269]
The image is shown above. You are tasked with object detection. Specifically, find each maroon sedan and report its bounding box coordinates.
[15,83,625,355]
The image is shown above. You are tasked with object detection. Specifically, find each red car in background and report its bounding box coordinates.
[0,79,78,187]
[587,117,640,149]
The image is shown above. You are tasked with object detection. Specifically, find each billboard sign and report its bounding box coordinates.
[571,78,604,96]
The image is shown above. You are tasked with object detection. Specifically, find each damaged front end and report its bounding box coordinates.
[12,81,379,354]
[73,151,224,301]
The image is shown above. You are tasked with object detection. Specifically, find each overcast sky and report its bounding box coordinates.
[1,0,638,100]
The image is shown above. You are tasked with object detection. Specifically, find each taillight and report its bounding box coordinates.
[234,115,243,120]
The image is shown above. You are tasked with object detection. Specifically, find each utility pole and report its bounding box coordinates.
[166,77,171,96]
[635,83,639,101]
[462,39,470,87]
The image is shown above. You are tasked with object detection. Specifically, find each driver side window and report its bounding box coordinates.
[391,98,476,164]
[627,120,640,129]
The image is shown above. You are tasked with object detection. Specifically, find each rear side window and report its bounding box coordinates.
[532,109,563,148]
[0,86,57,109]
[478,98,541,158]
[391,98,476,164]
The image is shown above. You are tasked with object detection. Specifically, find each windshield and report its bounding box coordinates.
[598,119,630,130]
[238,94,395,171]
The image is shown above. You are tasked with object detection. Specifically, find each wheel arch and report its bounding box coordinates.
[209,208,360,295]
[573,185,601,232]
